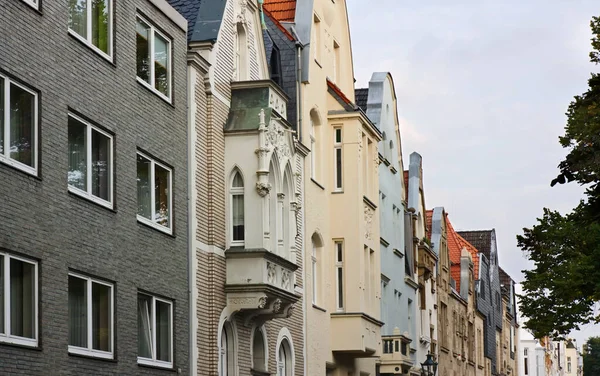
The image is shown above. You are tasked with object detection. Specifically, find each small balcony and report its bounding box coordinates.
[225,248,299,324]
[418,240,438,281]
[380,330,414,374]
[330,312,383,356]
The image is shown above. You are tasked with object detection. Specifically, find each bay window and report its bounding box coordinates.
[136,15,172,100]
[138,293,173,368]
[68,273,113,358]
[68,0,112,59]
[0,74,38,175]
[137,152,173,234]
[0,253,38,347]
[68,114,113,207]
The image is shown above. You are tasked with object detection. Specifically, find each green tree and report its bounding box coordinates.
[584,337,600,375]
[517,16,600,340]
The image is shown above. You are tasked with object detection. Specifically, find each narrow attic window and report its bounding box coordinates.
[270,45,282,86]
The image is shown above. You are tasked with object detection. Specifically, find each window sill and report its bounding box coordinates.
[138,358,175,371]
[310,178,325,190]
[137,216,174,237]
[68,187,115,211]
[68,29,114,65]
[0,156,38,177]
[0,336,39,350]
[331,189,344,194]
[68,347,115,362]
[312,304,327,313]
[136,77,173,106]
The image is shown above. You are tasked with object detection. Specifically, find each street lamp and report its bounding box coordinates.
[420,352,438,376]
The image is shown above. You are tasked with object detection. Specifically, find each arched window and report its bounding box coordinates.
[269,161,278,253]
[277,339,292,376]
[270,45,282,86]
[230,170,244,244]
[309,108,321,181]
[220,323,235,376]
[252,327,266,372]
[235,23,248,81]
[311,233,323,305]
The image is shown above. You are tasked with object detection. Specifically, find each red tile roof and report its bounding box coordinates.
[425,210,433,240]
[263,7,295,41]
[446,214,480,292]
[263,0,296,22]
[327,79,353,105]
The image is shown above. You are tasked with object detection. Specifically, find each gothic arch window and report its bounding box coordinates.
[219,322,236,376]
[282,166,295,259]
[270,45,282,86]
[252,326,267,372]
[277,339,292,376]
[235,22,248,81]
[268,160,279,254]
[230,170,245,244]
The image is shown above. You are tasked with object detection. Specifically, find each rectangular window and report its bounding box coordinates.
[332,41,340,83]
[335,241,344,311]
[0,74,38,175]
[137,152,173,234]
[313,15,321,61]
[68,114,113,207]
[68,273,113,358]
[334,127,342,190]
[136,15,172,101]
[0,253,38,347]
[138,293,173,368]
[524,355,528,375]
[312,245,317,305]
[68,0,112,59]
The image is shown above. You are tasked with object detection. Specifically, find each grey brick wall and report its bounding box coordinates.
[0,1,189,374]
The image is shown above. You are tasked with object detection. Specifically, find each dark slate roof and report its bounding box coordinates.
[457,230,492,260]
[355,88,369,112]
[499,267,513,289]
[167,0,227,43]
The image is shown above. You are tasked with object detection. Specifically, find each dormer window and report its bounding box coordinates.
[230,171,245,244]
[270,45,282,86]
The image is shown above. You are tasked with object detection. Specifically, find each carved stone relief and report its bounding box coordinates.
[364,204,373,240]
[267,262,277,284]
[256,182,271,197]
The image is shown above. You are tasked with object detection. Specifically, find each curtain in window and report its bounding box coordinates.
[91,0,109,53]
[137,155,151,220]
[91,129,110,200]
[10,259,34,339]
[0,256,4,335]
[156,300,171,362]
[92,283,110,351]
[155,165,170,227]
[68,117,87,191]
[137,295,152,359]
[154,34,169,95]
[69,276,87,347]
[0,78,4,155]
[68,0,87,38]
[9,84,34,168]
[232,194,244,241]
[136,19,151,84]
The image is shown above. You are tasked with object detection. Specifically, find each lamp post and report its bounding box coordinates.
[420,352,438,376]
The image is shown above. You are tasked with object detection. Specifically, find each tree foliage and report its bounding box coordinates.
[584,337,600,375]
[518,16,600,340]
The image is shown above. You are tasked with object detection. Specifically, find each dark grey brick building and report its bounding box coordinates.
[0,0,189,374]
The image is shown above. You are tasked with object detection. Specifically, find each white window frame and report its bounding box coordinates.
[21,0,39,10]
[67,0,113,62]
[0,252,38,347]
[311,243,317,305]
[137,294,174,369]
[333,127,342,191]
[230,171,245,246]
[0,74,39,176]
[310,119,316,180]
[136,15,173,103]
[67,272,114,359]
[67,114,113,208]
[335,241,344,311]
[136,151,173,235]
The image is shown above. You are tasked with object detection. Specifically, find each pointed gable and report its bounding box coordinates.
[446,214,480,292]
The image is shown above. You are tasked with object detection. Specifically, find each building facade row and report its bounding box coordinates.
[1,0,520,375]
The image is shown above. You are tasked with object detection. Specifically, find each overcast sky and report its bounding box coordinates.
[347,0,599,346]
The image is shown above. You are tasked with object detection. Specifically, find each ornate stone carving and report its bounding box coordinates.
[281,270,291,290]
[357,130,363,159]
[265,119,291,159]
[267,262,277,284]
[364,204,373,240]
[258,297,267,309]
[229,297,257,305]
[285,304,295,318]
[277,193,285,200]
[272,299,282,313]
[256,182,272,197]
[236,0,248,24]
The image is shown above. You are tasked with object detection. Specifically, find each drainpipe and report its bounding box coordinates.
[257,0,267,30]
[290,26,305,143]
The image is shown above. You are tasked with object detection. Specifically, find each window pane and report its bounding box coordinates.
[137,294,153,359]
[137,154,152,220]
[10,259,35,339]
[136,19,151,84]
[156,300,171,362]
[335,148,342,188]
[154,33,169,95]
[91,129,110,201]
[154,164,170,227]
[0,78,4,155]
[335,129,342,143]
[68,117,87,191]
[232,172,243,187]
[69,276,87,347]
[91,282,111,351]
[91,0,110,54]
[0,256,4,334]
[232,194,244,241]
[337,267,343,308]
[9,84,35,167]
[68,0,88,39]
